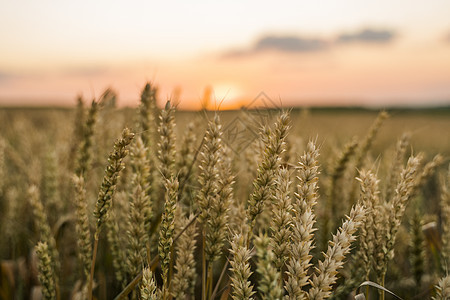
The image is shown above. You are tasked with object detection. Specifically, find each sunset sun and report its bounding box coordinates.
[200,83,247,110]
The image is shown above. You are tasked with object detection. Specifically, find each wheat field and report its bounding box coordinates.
[0,84,449,300]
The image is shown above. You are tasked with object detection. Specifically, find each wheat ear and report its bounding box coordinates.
[205,128,234,263]
[308,204,365,300]
[255,233,283,300]
[269,167,293,273]
[385,133,411,201]
[326,138,358,232]
[247,110,290,233]
[176,121,198,209]
[433,275,450,300]
[172,212,199,299]
[139,82,158,149]
[285,140,320,300]
[356,169,380,279]
[354,111,389,171]
[88,128,134,300]
[229,232,255,300]
[158,177,178,299]
[441,166,450,269]
[157,100,176,182]
[28,185,60,276]
[140,267,160,300]
[35,241,57,300]
[72,174,92,281]
[375,155,422,289]
[75,100,98,177]
[126,137,151,279]
[41,150,61,224]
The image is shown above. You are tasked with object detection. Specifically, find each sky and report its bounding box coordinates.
[1,0,450,109]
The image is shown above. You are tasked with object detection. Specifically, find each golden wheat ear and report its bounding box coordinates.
[158,177,178,298]
[309,204,366,300]
[285,140,320,299]
[229,232,255,300]
[247,110,290,235]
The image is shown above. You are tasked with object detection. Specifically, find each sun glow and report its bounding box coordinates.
[202,83,247,110]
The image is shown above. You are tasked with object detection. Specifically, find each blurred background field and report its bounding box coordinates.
[0,101,449,299]
[2,105,448,155]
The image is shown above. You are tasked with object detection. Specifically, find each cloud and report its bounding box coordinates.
[445,31,450,43]
[0,71,19,85]
[254,35,328,52]
[337,28,395,43]
[62,66,109,77]
[222,34,329,58]
[222,49,251,58]
[0,71,14,81]
[222,27,397,58]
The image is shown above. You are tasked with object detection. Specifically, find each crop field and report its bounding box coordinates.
[0,85,449,300]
